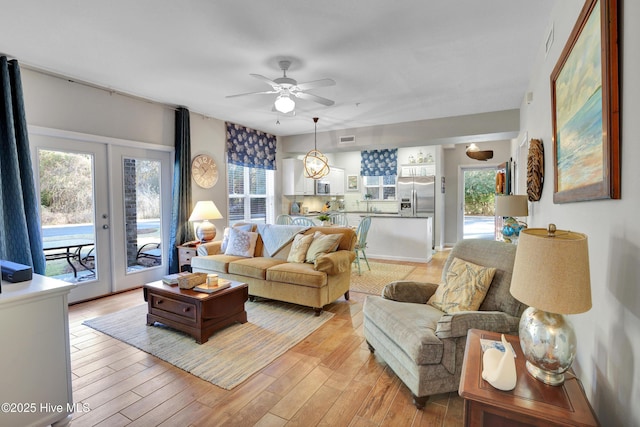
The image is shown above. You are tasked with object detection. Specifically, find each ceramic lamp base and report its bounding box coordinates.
[196,220,217,242]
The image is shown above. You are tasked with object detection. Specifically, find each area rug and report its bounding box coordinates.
[350,261,416,295]
[83,300,333,390]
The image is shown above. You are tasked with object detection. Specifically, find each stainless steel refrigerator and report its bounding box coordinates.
[398,175,435,217]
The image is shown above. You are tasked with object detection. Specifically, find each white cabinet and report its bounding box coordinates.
[0,275,75,427]
[328,167,345,195]
[282,158,315,196]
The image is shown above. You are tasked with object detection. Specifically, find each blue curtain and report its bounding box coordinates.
[226,122,277,170]
[360,148,398,176]
[168,107,194,273]
[0,57,46,273]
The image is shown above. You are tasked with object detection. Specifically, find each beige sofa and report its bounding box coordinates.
[191,225,356,315]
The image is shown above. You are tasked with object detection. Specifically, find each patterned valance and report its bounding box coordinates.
[360,149,398,176]
[226,122,277,170]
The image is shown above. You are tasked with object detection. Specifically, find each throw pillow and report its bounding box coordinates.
[427,257,496,313]
[287,233,314,263]
[305,231,342,263]
[224,227,258,257]
[221,223,254,253]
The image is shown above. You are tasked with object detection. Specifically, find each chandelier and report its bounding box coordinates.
[304,117,330,179]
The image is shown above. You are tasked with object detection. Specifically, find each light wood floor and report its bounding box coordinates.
[67,250,464,427]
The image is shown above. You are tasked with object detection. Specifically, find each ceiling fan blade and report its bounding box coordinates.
[295,78,336,91]
[250,73,281,90]
[294,91,335,106]
[226,89,278,98]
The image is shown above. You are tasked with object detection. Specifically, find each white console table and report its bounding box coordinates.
[0,275,75,427]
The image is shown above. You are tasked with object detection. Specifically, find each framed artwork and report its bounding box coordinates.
[347,174,359,191]
[551,0,619,203]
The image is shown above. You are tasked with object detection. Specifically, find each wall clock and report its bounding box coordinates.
[191,154,218,188]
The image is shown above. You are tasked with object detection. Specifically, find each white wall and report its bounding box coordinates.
[21,68,230,241]
[518,2,639,425]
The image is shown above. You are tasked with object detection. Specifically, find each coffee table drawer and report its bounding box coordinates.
[150,294,197,321]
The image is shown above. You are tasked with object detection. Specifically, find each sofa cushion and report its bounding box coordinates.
[225,228,259,257]
[428,257,495,313]
[266,262,327,288]
[190,254,245,273]
[305,231,342,263]
[220,223,255,253]
[364,295,444,365]
[287,233,314,263]
[228,257,287,280]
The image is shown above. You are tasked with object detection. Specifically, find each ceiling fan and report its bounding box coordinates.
[226,60,335,114]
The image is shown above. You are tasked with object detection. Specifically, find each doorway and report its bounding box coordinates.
[458,166,497,241]
[30,129,172,303]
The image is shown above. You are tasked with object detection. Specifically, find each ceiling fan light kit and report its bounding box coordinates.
[227,60,335,115]
[304,117,330,179]
[274,94,295,113]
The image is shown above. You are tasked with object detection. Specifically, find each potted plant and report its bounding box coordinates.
[317,214,331,226]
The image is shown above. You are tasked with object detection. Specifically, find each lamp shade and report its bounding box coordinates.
[510,226,591,314]
[188,201,223,222]
[495,195,528,217]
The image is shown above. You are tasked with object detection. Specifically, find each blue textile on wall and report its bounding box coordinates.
[226,122,277,170]
[360,148,398,176]
[0,57,46,274]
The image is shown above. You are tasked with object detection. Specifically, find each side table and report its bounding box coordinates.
[459,329,599,427]
[177,243,199,272]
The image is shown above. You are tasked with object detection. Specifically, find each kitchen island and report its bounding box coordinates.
[359,214,433,263]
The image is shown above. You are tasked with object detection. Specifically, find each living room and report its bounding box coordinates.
[0,1,638,426]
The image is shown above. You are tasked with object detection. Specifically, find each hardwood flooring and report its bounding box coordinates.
[67,250,464,426]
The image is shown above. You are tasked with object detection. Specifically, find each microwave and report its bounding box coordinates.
[316,181,330,194]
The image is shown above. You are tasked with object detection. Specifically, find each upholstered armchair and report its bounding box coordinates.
[363,239,526,409]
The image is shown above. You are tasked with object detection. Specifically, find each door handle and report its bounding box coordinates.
[102,224,109,229]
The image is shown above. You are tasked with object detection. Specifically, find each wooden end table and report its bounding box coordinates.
[143,280,248,344]
[459,329,599,427]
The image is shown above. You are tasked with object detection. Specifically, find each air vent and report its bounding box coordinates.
[339,135,356,145]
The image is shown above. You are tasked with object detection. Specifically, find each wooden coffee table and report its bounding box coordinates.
[143,280,248,344]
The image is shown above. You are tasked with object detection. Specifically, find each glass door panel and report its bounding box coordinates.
[31,135,111,302]
[110,146,172,292]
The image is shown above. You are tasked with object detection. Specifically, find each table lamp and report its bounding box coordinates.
[510,224,591,386]
[189,201,223,242]
[495,195,528,243]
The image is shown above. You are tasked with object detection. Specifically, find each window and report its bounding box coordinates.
[228,164,274,224]
[362,175,397,200]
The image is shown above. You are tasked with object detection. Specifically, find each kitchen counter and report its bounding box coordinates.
[362,215,433,263]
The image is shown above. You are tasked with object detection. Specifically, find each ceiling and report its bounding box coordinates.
[0,1,556,137]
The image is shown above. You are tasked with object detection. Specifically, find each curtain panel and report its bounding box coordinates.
[168,107,194,273]
[226,122,277,170]
[360,148,398,176]
[0,56,46,274]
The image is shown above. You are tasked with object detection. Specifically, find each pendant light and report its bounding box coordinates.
[304,117,330,179]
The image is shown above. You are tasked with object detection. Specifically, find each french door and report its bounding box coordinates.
[30,128,172,303]
[458,165,498,241]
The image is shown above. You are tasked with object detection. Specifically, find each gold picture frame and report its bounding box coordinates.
[551,0,620,203]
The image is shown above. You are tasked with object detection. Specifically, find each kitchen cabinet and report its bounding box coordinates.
[328,167,345,195]
[282,158,315,196]
[0,275,75,427]
[365,215,432,262]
